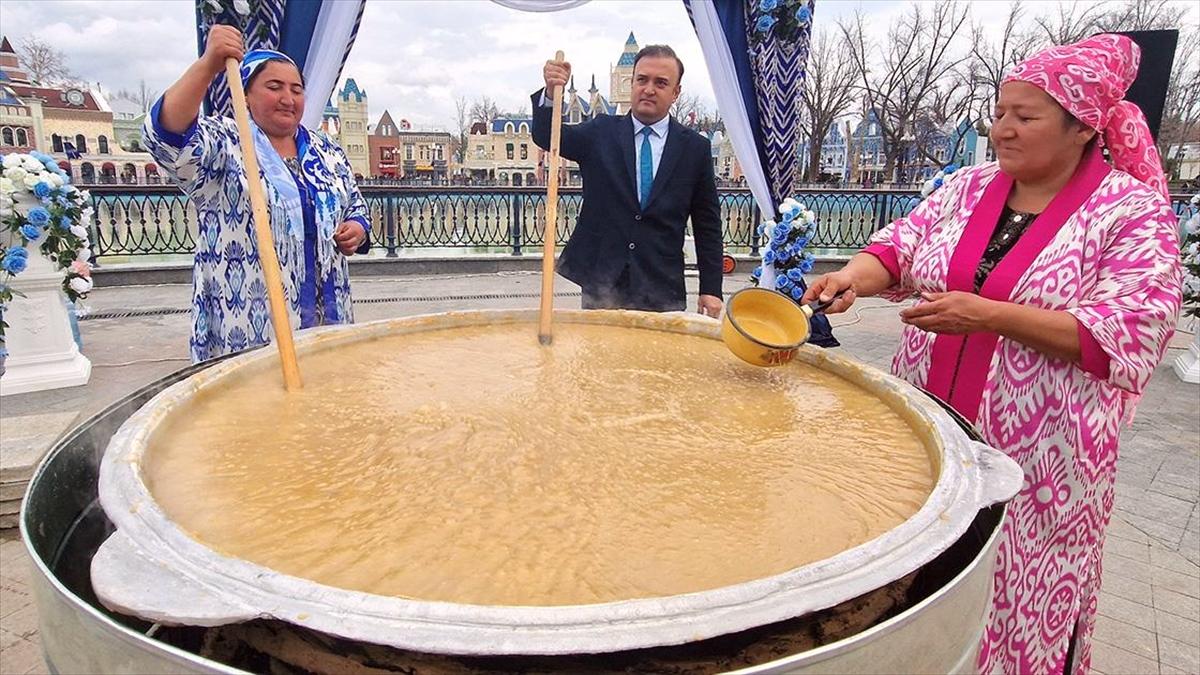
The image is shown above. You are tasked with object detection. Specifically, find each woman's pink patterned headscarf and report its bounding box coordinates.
[1003,33,1169,199]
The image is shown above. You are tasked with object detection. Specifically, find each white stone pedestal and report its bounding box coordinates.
[1174,329,1200,385]
[0,251,90,397]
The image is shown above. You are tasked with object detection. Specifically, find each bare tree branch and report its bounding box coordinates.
[840,1,971,181]
[799,29,858,182]
[113,79,159,111]
[17,35,78,86]
[1031,0,1109,45]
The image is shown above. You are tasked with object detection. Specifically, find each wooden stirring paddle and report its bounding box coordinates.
[538,50,567,346]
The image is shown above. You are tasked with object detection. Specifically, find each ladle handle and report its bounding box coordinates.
[809,289,846,314]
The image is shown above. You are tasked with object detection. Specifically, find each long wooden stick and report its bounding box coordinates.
[224,58,302,390]
[538,50,566,346]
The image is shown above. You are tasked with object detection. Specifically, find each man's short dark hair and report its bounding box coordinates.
[633,45,684,84]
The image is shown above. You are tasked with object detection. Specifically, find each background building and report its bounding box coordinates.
[368,110,451,183]
[0,35,155,184]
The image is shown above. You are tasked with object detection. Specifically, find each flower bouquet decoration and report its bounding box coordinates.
[750,197,818,302]
[750,0,814,46]
[1181,193,1199,321]
[920,163,959,199]
[0,151,94,352]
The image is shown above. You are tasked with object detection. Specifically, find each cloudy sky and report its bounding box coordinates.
[0,0,1194,131]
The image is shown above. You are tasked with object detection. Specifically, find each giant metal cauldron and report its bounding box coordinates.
[22,310,1020,673]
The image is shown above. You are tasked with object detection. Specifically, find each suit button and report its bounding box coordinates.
[634,214,642,221]
[628,242,636,250]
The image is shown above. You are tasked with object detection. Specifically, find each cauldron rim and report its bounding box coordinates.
[90,309,1023,656]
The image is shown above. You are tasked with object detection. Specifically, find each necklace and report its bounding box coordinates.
[283,156,301,176]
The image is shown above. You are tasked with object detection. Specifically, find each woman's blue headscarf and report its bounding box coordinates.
[237,48,310,242]
[239,49,300,90]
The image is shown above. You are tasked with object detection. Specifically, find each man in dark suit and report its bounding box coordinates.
[532,45,724,316]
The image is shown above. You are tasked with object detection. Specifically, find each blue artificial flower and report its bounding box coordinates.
[2,250,29,274]
[7,246,28,259]
[781,209,795,224]
[759,0,779,11]
[26,206,50,227]
[763,249,776,264]
[756,14,777,33]
[798,256,815,274]
[33,182,52,199]
[787,268,805,282]
[20,223,42,241]
[944,163,959,174]
[0,345,7,358]
[776,276,792,291]
[933,177,944,188]
[57,215,72,230]
[773,221,791,237]
[796,6,812,23]
[757,223,767,236]
[791,286,805,300]
[30,151,51,163]
[752,265,763,279]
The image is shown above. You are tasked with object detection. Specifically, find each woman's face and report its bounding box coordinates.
[246,61,305,139]
[990,81,1096,183]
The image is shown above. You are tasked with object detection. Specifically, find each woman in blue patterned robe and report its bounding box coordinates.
[144,26,370,362]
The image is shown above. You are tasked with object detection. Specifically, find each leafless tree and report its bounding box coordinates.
[670,92,704,125]
[798,30,858,181]
[1158,29,1200,178]
[18,35,78,86]
[448,96,471,163]
[1095,0,1187,32]
[113,79,159,111]
[840,1,971,181]
[469,96,500,126]
[968,1,1041,126]
[1029,0,1108,45]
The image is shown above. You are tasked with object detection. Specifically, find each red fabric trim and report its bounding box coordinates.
[1076,318,1112,380]
[862,243,901,283]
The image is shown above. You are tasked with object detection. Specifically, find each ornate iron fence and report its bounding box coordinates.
[83,185,1197,263]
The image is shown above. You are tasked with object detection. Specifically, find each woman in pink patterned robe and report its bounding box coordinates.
[804,35,1181,674]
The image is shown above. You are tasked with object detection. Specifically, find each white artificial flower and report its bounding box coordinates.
[81,208,94,223]
[6,166,26,181]
[0,177,12,194]
[69,224,89,240]
[69,276,93,295]
[233,0,251,15]
[79,190,91,202]
[46,173,63,188]
[1187,215,1200,236]
[2,154,22,169]
[22,174,40,189]
[22,156,43,173]
[0,204,10,219]
[76,248,91,262]
[803,209,815,223]
[206,0,221,10]
[1184,275,1200,295]
[1187,242,1200,258]
[1191,193,1199,206]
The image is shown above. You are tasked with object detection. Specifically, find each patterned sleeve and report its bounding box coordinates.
[861,179,959,302]
[1065,196,1182,394]
[142,95,232,196]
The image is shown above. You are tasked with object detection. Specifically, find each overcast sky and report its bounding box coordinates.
[0,0,1195,131]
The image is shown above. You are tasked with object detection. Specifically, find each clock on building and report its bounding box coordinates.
[65,89,85,106]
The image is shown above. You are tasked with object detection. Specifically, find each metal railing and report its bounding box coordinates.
[83,185,1198,264]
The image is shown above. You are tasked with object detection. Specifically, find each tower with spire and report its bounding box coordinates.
[336,77,370,177]
[609,32,638,114]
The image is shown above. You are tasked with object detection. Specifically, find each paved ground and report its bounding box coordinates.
[1,272,1197,674]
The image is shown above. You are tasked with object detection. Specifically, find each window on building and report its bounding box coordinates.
[520,144,528,160]
[1,128,12,146]
[15,128,28,146]
[52,134,63,152]
[76,134,88,153]
[436,145,443,161]
[405,144,413,160]
[476,144,485,158]
[506,143,514,160]
[98,135,110,154]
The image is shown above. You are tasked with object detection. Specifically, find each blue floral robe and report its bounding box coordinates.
[144,100,369,362]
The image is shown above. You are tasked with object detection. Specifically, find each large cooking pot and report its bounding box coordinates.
[86,309,1021,659]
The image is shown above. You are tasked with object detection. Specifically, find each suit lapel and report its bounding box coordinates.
[645,118,684,210]
[620,114,637,202]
